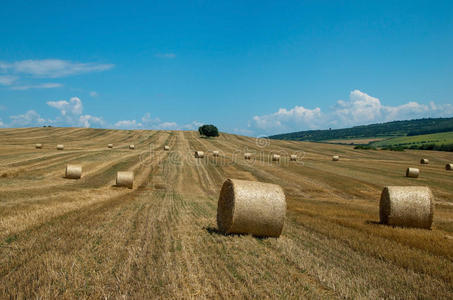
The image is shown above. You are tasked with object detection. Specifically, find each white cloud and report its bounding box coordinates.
[251,90,453,135]
[0,59,114,78]
[155,53,176,59]
[0,119,4,127]
[333,90,452,126]
[156,122,178,130]
[89,91,98,97]
[181,121,203,130]
[334,90,383,125]
[11,82,62,90]
[5,97,103,128]
[252,106,322,131]
[47,97,83,115]
[141,112,160,124]
[114,119,141,128]
[114,113,202,131]
[0,62,8,72]
[78,115,104,128]
[427,101,453,116]
[9,110,47,127]
[0,75,18,86]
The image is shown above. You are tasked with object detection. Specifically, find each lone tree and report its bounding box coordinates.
[198,124,219,137]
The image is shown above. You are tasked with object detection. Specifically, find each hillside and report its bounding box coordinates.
[1,127,453,298]
[372,131,453,148]
[269,117,453,141]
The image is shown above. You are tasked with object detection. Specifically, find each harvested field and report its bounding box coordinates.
[1,127,453,299]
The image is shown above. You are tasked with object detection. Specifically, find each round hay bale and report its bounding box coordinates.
[379,186,434,229]
[217,178,286,237]
[290,154,297,161]
[194,151,204,158]
[35,143,43,149]
[420,158,429,164]
[212,150,219,157]
[244,153,252,160]
[116,171,134,189]
[129,144,135,150]
[406,167,419,178]
[65,164,82,179]
[446,163,453,171]
[108,144,113,148]
[56,144,64,150]
[164,145,170,151]
[332,155,340,161]
[272,154,280,162]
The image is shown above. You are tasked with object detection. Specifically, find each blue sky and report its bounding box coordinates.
[1,0,452,136]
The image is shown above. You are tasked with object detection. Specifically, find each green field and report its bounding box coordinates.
[372,131,453,147]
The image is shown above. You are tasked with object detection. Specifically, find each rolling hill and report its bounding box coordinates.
[269,117,453,142]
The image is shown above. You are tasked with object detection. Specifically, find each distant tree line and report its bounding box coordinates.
[269,117,453,141]
[407,126,453,136]
[354,143,453,152]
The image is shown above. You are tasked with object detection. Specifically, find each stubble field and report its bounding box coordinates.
[1,127,452,299]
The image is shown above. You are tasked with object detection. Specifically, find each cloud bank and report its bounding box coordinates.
[0,59,113,91]
[114,112,202,130]
[7,97,104,128]
[251,90,453,135]
[11,83,62,90]
[0,59,114,78]
[0,75,18,86]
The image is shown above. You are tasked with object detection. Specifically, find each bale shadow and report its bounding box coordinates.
[153,183,167,190]
[63,176,82,180]
[204,226,225,235]
[365,220,432,230]
[203,226,269,240]
[365,220,381,225]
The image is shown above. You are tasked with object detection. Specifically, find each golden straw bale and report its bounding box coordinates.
[379,186,434,229]
[116,171,134,189]
[406,167,419,178]
[217,178,286,237]
[194,151,204,158]
[65,164,82,179]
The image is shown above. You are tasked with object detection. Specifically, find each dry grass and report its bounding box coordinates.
[0,127,452,299]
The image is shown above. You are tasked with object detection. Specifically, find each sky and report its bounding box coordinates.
[1,0,453,136]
